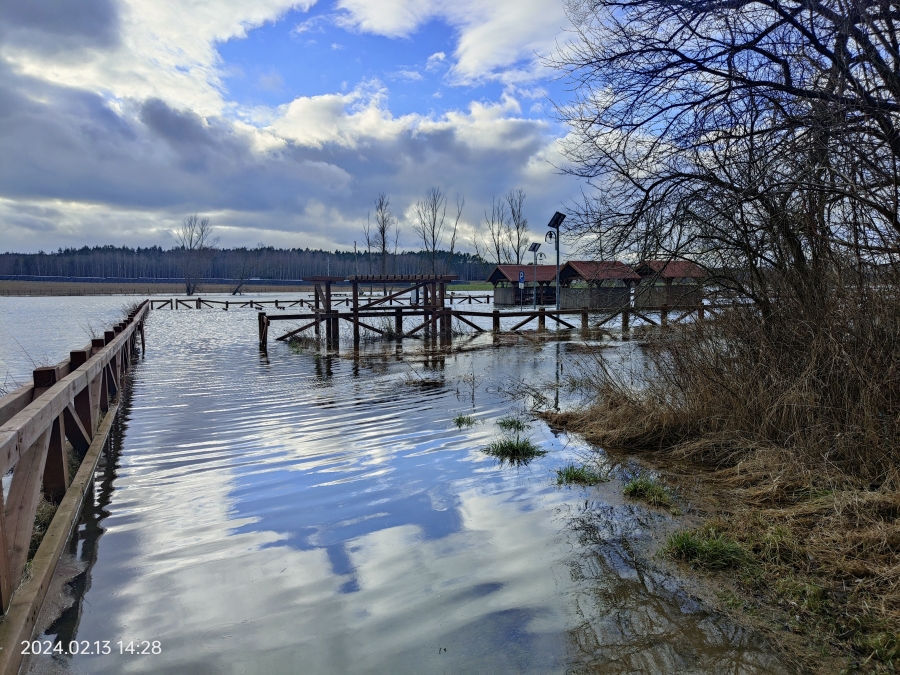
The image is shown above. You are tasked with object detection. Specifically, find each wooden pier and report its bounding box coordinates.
[150,292,492,311]
[0,302,148,674]
[255,274,717,348]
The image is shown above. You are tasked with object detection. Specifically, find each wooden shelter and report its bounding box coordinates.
[634,260,706,309]
[487,265,557,306]
[557,261,641,309]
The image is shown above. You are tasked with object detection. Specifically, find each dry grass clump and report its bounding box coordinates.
[545,270,900,670]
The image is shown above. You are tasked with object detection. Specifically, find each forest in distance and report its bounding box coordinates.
[0,246,490,283]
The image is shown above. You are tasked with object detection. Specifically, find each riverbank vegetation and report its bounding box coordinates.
[550,0,900,669]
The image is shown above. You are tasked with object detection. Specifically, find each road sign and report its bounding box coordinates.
[518,271,525,283]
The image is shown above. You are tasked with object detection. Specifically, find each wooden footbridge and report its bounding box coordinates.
[256,274,713,348]
[0,302,148,675]
[150,292,492,311]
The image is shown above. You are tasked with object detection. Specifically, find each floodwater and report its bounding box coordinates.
[2,296,788,674]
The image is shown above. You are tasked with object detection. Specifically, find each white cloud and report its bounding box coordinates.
[1,0,319,114]
[425,51,446,71]
[389,69,423,81]
[334,0,567,86]
[335,0,437,39]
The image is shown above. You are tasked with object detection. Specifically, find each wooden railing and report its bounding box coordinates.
[0,300,148,611]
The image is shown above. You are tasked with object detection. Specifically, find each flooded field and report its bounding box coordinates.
[2,296,787,674]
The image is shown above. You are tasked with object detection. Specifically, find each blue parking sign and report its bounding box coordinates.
[518,271,525,283]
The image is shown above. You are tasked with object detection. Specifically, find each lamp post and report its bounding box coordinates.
[528,242,541,308]
[545,212,566,310]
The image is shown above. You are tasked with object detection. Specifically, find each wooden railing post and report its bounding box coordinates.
[581,309,589,332]
[492,310,500,333]
[538,307,546,331]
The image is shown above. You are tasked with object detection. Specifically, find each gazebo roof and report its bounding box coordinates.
[560,261,641,284]
[486,265,559,284]
[635,260,706,279]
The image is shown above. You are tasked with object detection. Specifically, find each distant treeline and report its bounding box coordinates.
[0,246,490,282]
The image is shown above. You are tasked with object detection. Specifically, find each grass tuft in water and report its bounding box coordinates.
[496,416,529,433]
[664,528,746,570]
[556,463,606,485]
[623,475,672,507]
[485,436,546,461]
[453,414,476,429]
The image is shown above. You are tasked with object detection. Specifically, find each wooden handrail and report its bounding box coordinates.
[0,300,148,612]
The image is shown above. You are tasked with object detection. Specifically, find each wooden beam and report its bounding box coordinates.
[5,427,51,583]
[451,312,485,333]
[276,319,320,342]
[547,313,577,330]
[510,314,538,331]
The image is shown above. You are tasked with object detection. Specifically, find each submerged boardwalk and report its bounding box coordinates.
[256,274,713,348]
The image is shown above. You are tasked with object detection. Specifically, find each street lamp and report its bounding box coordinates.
[545,212,566,310]
[528,242,541,309]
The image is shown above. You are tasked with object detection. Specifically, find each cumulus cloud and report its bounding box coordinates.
[0,0,577,252]
[425,51,446,71]
[335,0,567,85]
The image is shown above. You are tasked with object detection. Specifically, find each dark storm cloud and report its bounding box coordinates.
[0,0,120,54]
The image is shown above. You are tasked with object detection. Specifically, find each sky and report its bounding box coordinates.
[0,0,580,254]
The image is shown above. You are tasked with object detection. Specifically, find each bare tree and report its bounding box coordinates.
[550,0,900,301]
[475,196,511,265]
[176,214,218,295]
[505,189,529,264]
[230,244,267,295]
[413,187,463,275]
[363,193,398,292]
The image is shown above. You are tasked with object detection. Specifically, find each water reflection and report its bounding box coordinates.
[562,502,787,674]
[16,306,786,675]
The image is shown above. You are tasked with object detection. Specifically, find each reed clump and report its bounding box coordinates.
[556,463,606,485]
[623,475,672,507]
[485,437,545,461]
[453,413,476,429]
[545,271,900,669]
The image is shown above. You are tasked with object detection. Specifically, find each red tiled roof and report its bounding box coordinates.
[486,265,559,284]
[636,260,706,279]
[561,261,641,283]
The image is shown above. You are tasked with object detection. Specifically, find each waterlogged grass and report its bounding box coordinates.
[453,414,476,429]
[496,416,529,433]
[623,476,672,507]
[484,437,546,461]
[556,463,606,485]
[664,528,746,570]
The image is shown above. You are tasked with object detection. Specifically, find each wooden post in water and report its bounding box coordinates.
[314,285,321,339]
[622,307,630,333]
[352,281,360,345]
[395,307,403,337]
[581,309,589,332]
[661,304,669,327]
[538,307,546,332]
[492,310,500,333]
